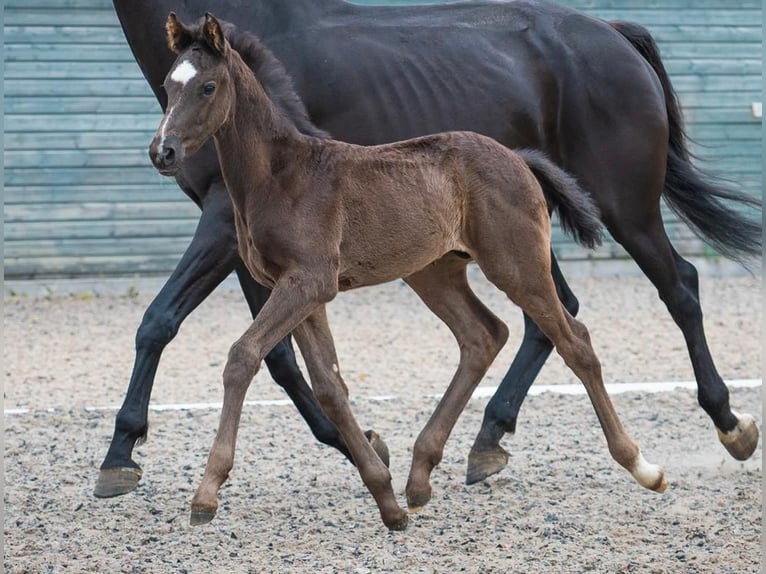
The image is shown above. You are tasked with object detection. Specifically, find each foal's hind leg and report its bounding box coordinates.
[467,251,577,485]
[403,256,509,511]
[475,237,666,492]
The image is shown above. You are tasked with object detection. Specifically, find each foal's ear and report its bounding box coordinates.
[166,12,192,53]
[203,12,227,56]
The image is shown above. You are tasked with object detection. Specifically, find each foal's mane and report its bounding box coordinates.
[187,17,329,140]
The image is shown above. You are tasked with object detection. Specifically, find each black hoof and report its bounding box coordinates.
[94,467,143,498]
[190,508,217,526]
[465,445,509,485]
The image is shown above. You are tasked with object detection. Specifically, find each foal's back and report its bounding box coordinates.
[304,130,547,290]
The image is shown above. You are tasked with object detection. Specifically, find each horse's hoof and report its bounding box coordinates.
[93,467,143,498]
[717,413,759,461]
[465,444,509,485]
[630,451,668,493]
[364,430,390,468]
[406,491,431,513]
[190,507,217,526]
[386,511,409,532]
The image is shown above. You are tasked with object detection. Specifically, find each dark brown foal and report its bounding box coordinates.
[149,13,667,531]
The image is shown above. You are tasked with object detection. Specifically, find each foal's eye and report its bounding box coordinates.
[203,82,216,96]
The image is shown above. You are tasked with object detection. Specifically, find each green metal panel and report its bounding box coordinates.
[3,0,198,278]
[4,0,761,278]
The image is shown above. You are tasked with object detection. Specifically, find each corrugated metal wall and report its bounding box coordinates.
[4,0,762,278]
[4,0,198,277]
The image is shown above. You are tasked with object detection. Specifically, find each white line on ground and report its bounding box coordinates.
[4,379,761,416]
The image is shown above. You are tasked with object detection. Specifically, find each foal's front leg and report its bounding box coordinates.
[292,307,408,531]
[189,275,328,526]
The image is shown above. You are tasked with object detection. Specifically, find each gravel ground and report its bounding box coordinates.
[4,270,762,573]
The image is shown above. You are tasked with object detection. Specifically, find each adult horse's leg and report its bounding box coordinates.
[466,252,577,484]
[95,190,239,497]
[234,267,389,466]
[606,216,758,460]
[403,256,510,511]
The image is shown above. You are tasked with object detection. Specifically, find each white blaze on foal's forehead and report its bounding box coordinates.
[170,60,198,86]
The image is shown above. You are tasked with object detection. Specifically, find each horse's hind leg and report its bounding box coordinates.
[403,255,509,511]
[608,216,758,460]
[467,251,577,485]
[291,307,407,531]
[474,227,666,492]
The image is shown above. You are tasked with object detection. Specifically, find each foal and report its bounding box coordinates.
[150,13,666,531]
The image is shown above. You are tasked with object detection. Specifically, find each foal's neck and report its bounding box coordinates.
[214,53,305,195]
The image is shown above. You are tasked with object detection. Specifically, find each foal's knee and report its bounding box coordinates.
[223,339,262,385]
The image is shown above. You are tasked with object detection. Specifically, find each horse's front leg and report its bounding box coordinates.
[292,307,408,531]
[96,189,238,498]
[189,273,334,526]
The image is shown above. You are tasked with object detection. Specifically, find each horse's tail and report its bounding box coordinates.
[518,149,603,249]
[611,20,762,264]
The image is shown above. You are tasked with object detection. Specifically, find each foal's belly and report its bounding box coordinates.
[337,233,462,290]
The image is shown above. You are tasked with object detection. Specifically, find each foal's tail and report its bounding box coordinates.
[518,149,603,249]
[611,20,762,265]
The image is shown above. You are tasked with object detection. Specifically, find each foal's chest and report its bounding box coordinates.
[232,212,283,288]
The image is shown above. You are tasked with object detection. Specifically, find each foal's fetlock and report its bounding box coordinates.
[717,412,759,461]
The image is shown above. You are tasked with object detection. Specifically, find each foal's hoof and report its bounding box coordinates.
[717,413,759,461]
[630,452,668,493]
[93,467,143,498]
[190,506,217,526]
[465,444,509,485]
[406,489,432,514]
[364,430,390,468]
[386,512,409,532]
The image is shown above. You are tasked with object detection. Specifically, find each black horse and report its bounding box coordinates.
[97,0,761,498]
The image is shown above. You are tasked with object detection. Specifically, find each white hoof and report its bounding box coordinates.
[717,412,759,461]
[630,451,668,492]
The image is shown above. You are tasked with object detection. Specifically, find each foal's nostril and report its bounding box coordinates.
[162,146,176,164]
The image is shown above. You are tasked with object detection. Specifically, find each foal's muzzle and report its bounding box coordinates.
[149,134,183,176]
